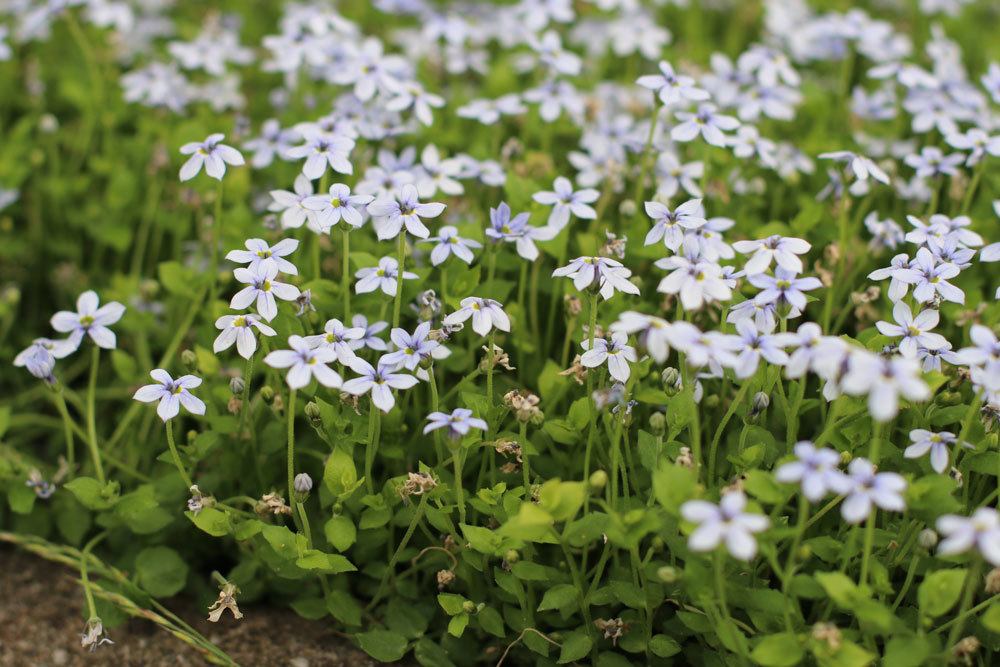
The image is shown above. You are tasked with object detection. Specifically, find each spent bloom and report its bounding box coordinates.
[51,290,126,351]
[680,491,769,561]
[424,408,488,440]
[443,297,511,336]
[213,314,276,359]
[179,133,245,181]
[263,336,343,390]
[133,369,206,422]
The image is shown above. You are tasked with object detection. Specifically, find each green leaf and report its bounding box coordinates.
[461,523,502,555]
[649,635,681,658]
[653,462,697,515]
[323,448,359,498]
[918,568,967,618]
[477,606,505,637]
[751,633,804,666]
[356,629,408,662]
[437,593,468,615]
[323,515,357,552]
[326,590,362,626]
[295,549,357,574]
[187,507,230,537]
[537,583,579,612]
[537,479,586,522]
[981,603,1000,633]
[135,546,189,597]
[447,613,469,637]
[64,477,118,510]
[558,632,593,663]
[497,502,556,543]
[7,483,36,514]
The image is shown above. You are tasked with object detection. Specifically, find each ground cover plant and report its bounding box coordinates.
[1,0,1000,664]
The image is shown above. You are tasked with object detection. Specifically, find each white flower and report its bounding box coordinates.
[532,177,598,230]
[423,226,481,266]
[230,264,300,322]
[213,314,276,359]
[367,183,446,240]
[133,369,206,421]
[14,337,75,381]
[581,332,637,383]
[264,336,343,390]
[654,254,732,310]
[284,128,354,179]
[842,352,930,422]
[269,175,319,231]
[304,319,364,364]
[610,312,673,364]
[680,491,769,561]
[936,509,1000,565]
[671,104,740,147]
[552,256,640,301]
[179,133,244,181]
[355,257,417,296]
[443,297,511,336]
[732,235,811,275]
[875,302,948,358]
[302,183,373,231]
[644,199,707,250]
[226,238,299,276]
[342,357,419,413]
[637,60,710,106]
[904,429,970,474]
[841,458,907,524]
[818,150,890,185]
[51,290,126,351]
[775,441,852,503]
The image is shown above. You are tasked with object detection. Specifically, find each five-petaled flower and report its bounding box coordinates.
[264,336,343,389]
[443,297,512,336]
[680,491,770,560]
[51,290,126,351]
[424,408,488,439]
[133,369,207,421]
[179,133,245,181]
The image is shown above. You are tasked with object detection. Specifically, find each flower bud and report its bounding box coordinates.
[504,549,520,564]
[294,473,313,495]
[651,537,665,551]
[260,386,275,404]
[657,566,679,583]
[462,600,477,614]
[181,349,198,372]
[752,392,770,413]
[229,376,245,395]
[703,394,720,410]
[648,412,666,436]
[589,470,608,491]
[939,391,962,406]
[304,401,322,426]
[918,529,938,550]
[660,368,680,394]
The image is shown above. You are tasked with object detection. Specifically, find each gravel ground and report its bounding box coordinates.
[0,547,379,667]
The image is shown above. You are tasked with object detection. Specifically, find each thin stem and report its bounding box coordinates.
[486,331,496,417]
[80,531,108,620]
[632,99,660,212]
[342,227,351,317]
[85,346,106,483]
[859,509,877,589]
[239,353,255,439]
[365,400,382,494]
[164,420,193,489]
[51,386,76,476]
[286,388,297,505]
[453,443,467,525]
[708,381,750,484]
[210,179,224,302]
[520,421,530,491]
[782,494,809,631]
[960,159,986,214]
[392,233,406,329]
[368,495,427,609]
[946,558,983,649]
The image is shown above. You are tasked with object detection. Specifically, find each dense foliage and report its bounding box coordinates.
[2,0,1000,665]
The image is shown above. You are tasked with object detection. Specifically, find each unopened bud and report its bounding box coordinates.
[294,473,313,495]
[462,600,477,614]
[752,392,770,413]
[304,401,321,426]
[181,349,198,372]
[704,394,720,410]
[589,470,608,491]
[918,529,938,550]
[657,566,679,583]
[649,412,666,436]
[229,376,245,395]
[260,386,275,404]
[661,368,680,393]
[504,549,519,564]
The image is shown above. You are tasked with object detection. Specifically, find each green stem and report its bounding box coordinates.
[453,443,467,525]
[164,420,193,489]
[960,159,986,215]
[80,531,108,620]
[708,381,750,484]
[85,346,105,483]
[392,233,406,329]
[859,509,877,589]
[782,494,809,631]
[365,400,382,494]
[286,388,297,504]
[486,330,496,416]
[239,353,255,439]
[51,386,76,476]
[520,421,530,491]
[369,495,428,609]
[946,558,983,649]
[210,180,224,302]
[342,227,351,317]
[632,98,660,212]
